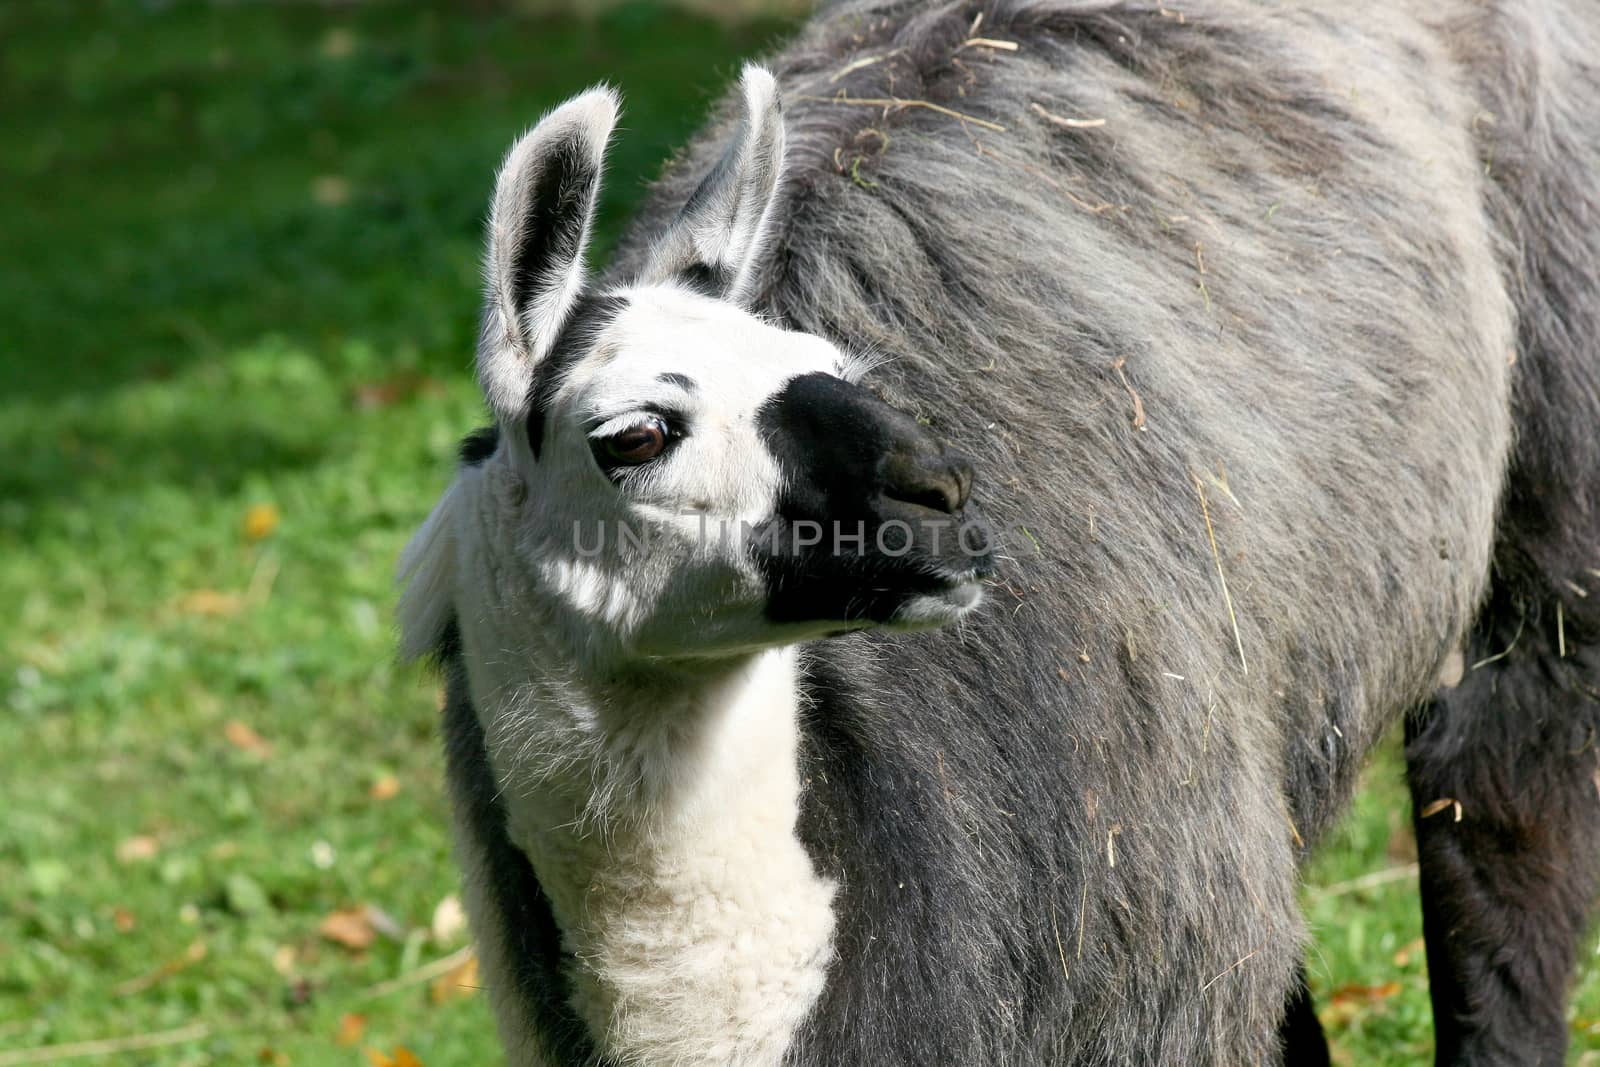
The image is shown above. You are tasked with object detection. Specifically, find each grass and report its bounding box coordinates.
[0,2,1595,1064]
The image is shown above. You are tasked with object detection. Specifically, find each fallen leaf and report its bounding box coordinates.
[1393,937,1426,968]
[116,835,161,864]
[177,589,244,617]
[370,774,401,801]
[431,952,480,1004]
[320,907,376,951]
[311,175,351,207]
[1329,980,1402,1007]
[244,502,281,541]
[431,894,467,946]
[225,720,273,758]
[335,1013,367,1047]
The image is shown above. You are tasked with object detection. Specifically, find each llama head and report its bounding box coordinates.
[415,67,991,670]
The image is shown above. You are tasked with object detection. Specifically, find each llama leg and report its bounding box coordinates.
[1277,961,1330,1066]
[1405,591,1600,1066]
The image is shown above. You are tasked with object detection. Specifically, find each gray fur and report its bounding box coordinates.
[599,1,1598,1062]
[417,0,1600,1062]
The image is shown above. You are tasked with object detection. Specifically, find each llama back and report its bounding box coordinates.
[604,1,1539,1061]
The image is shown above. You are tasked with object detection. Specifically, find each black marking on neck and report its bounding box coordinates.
[436,618,603,1064]
[526,292,629,460]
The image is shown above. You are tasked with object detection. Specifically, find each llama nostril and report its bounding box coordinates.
[882,452,972,514]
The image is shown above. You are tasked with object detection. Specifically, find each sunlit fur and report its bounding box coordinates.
[404,2,1600,1064]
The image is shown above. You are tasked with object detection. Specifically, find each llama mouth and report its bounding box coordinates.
[887,571,987,629]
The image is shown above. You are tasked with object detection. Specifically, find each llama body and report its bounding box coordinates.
[401,1,1600,1063]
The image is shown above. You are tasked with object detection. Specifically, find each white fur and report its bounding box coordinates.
[643,66,787,304]
[405,457,837,1066]
[481,87,619,422]
[397,70,982,1064]
[398,285,872,1064]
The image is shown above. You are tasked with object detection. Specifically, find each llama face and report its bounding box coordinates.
[455,68,990,665]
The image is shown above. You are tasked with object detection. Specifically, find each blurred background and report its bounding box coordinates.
[2,2,1596,1064]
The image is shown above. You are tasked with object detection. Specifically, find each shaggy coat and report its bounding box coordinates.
[410,1,1600,1063]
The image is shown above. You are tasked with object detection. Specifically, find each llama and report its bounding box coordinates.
[399,1,1600,1063]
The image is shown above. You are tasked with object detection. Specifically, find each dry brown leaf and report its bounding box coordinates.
[244,503,281,541]
[1392,937,1426,968]
[116,835,160,863]
[320,906,376,951]
[335,1013,367,1047]
[1328,980,1402,1006]
[224,720,273,758]
[430,953,480,1004]
[365,1049,424,1067]
[370,774,401,801]
[178,590,244,617]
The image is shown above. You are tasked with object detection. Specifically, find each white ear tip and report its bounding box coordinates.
[566,83,622,127]
[544,84,621,139]
[497,86,619,180]
[739,65,781,115]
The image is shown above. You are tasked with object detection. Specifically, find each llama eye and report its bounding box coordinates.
[600,416,670,466]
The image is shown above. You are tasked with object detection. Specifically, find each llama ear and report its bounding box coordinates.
[479,86,619,423]
[642,65,786,305]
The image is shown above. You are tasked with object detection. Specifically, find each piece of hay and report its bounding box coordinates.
[797,92,1007,132]
[1193,475,1248,674]
[1031,102,1107,128]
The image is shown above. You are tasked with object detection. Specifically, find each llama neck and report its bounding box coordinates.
[470,644,837,1066]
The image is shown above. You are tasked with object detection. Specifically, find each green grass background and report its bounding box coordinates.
[2,2,1596,1063]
